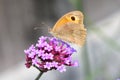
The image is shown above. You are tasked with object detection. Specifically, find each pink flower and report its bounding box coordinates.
[24,36,78,72]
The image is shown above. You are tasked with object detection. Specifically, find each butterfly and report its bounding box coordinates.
[50,11,87,47]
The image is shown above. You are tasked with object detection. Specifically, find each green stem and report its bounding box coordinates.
[35,71,44,80]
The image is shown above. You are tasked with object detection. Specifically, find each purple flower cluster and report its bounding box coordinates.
[24,36,78,72]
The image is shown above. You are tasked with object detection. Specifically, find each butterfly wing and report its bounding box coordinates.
[50,22,75,43]
[50,22,86,46]
[61,22,87,46]
[50,11,87,46]
[72,24,87,46]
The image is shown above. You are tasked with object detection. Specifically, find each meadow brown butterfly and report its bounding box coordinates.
[50,11,87,47]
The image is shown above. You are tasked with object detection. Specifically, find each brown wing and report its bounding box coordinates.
[58,22,87,47]
[51,11,84,32]
[50,22,75,43]
[73,24,87,46]
[50,11,86,46]
[50,22,87,46]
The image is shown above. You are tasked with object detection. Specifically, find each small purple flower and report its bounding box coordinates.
[41,53,53,60]
[36,49,44,57]
[24,36,78,72]
[28,52,36,58]
[51,61,58,68]
[57,65,66,72]
[41,53,47,60]
[44,45,53,51]
[64,57,72,64]
[46,53,53,60]
[55,46,61,52]
[44,62,52,70]
[32,58,39,67]
[24,45,35,55]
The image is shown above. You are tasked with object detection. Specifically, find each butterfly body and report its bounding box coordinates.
[50,11,87,47]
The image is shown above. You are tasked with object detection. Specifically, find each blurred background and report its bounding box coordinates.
[0,0,120,80]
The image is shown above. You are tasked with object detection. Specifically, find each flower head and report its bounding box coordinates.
[24,36,78,72]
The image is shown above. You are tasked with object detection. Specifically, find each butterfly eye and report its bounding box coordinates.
[71,16,75,21]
